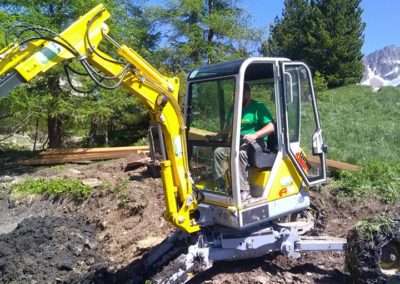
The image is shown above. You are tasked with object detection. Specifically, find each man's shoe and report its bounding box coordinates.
[240,191,252,202]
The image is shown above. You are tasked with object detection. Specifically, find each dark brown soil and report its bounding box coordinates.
[0,157,399,283]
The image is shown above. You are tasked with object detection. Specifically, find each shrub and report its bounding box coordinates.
[313,71,328,94]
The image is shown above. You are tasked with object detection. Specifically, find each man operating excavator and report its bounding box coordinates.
[213,83,275,200]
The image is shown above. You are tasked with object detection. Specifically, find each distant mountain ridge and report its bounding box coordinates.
[361,45,400,90]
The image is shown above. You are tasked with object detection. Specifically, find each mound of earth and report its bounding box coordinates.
[0,156,399,283]
[0,216,106,283]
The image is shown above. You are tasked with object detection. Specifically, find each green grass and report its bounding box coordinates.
[318,85,400,202]
[335,161,400,203]
[12,178,92,199]
[353,213,398,240]
[318,85,400,164]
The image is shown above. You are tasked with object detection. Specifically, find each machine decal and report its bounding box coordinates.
[279,188,287,197]
[279,185,296,197]
[173,135,183,157]
[294,150,310,173]
[35,42,62,66]
[280,176,293,187]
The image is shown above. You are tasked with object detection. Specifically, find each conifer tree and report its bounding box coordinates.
[263,0,365,88]
[150,0,261,71]
[310,0,365,87]
[262,0,311,60]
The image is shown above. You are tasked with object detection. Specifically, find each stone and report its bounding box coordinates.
[81,178,102,188]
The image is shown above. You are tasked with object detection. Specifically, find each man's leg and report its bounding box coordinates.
[213,147,230,187]
[239,144,250,195]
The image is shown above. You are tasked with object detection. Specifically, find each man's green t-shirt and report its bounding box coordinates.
[241,100,273,141]
[226,100,273,142]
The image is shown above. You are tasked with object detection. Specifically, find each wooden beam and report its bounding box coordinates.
[39,146,150,156]
[16,146,150,166]
[15,145,359,172]
[307,156,359,172]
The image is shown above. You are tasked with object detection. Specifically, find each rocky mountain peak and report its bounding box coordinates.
[361,45,400,90]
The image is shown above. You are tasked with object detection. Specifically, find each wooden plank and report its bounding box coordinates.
[16,146,150,166]
[39,146,150,156]
[307,156,359,172]
[188,127,217,141]
[15,145,359,172]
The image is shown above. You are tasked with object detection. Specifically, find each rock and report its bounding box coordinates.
[56,258,73,271]
[0,183,8,191]
[0,175,15,191]
[136,236,164,251]
[282,272,293,283]
[84,239,97,250]
[86,257,95,265]
[122,216,141,230]
[81,178,102,188]
[97,220,108,230]
[250,275,269,284]
[68,169,82,175]
[0,175,14,183]
[73,245,84,256]
[98,233,111,242]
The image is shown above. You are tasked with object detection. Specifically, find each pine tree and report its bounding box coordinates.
[263,0,365,88]
[310,0,365,87]
[262,0,311,60]
[150,0,261,71]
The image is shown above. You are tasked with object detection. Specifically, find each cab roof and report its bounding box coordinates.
[188,59,244,81]
[187,57,290,81]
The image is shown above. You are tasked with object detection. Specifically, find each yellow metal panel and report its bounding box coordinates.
[14,4,110,82]
[267,157,303,202]
[0,41,45,78]
[161,160,200,233]
[249,168,270,190]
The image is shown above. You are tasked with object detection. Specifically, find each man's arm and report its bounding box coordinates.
[243,122,274,144]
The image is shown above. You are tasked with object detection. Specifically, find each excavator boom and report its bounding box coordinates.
[0,4,199,233]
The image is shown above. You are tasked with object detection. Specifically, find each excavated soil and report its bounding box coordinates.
[0,156,399,283]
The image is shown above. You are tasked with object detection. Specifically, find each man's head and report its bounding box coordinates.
[242,83,251,107]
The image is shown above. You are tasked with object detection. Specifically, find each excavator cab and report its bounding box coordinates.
[185,58,327,229]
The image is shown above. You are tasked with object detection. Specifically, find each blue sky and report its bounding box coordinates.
[241,0,400,55]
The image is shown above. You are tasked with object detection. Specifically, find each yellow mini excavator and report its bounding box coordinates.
[1,4,399,283]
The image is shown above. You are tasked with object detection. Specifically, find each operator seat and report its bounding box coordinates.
[247,122,277,169]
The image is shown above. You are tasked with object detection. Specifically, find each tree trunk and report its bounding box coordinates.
[207,0,214,64]
[33,117,39,151]
[47,115,62,149]
[104,129,109,147]
[87,116,97,147]
[46,75,63,149]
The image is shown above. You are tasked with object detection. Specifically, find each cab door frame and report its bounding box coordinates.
[281,62,327,186]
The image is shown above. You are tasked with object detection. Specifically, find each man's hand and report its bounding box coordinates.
[243,122,274,144]
[243,133,258,144]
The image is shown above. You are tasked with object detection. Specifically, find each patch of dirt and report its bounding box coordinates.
[0,158,399,283]
[0,216,106,283]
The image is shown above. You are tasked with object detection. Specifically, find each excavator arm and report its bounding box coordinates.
[0,4,200,233]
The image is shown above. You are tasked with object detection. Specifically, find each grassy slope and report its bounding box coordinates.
[317,85,400,202]
[318,85,400,165]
